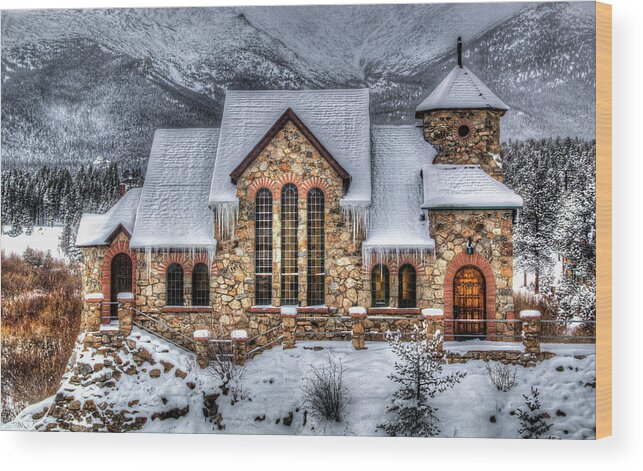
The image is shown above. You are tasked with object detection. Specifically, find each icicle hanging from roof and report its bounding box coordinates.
[341,204,369,241]
[213,201,239,240]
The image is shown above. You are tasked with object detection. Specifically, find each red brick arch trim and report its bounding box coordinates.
[301,176,331,196]
[158,254,191,275]
[275,173,303,194]
[100,238,137,320]
[362,255,427,277]
[444,252,497,339]
[247,177,276,200]
[157,253,217,275]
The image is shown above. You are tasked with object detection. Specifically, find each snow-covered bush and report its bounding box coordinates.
[485,362,518,392]
[301,354,348,424]
[516,386,552,439]
[204,327,246,404]
[378,328,465,437]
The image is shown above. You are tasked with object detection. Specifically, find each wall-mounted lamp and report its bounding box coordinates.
[466,238,475,255]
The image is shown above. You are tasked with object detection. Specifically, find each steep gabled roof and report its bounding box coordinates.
[229,108,350,190]
[130,128,219,250]
[76,188,142,247]
[422,164,523,209]
[415,65,509,117]
[209,89,371,211]
[363,126,436,257]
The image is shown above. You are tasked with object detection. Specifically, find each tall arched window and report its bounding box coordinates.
[398,264,417,308]
[192,263,210,306]
[255,188,273,305]
[281,183,299,305]
[110,253,132,321]
[167,263,184,306]
[371,264,390,307]
[307,188,325,306]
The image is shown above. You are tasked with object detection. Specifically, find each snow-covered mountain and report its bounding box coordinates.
[1,2,596,168]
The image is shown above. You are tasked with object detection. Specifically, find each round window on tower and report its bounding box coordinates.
[455,119,473,142]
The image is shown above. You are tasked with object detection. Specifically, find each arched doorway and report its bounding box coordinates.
[453,266,486,339]
[110,253,132,322]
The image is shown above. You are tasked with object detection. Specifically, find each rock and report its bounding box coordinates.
[175,369,187,379]
[83,400,96,411]
[149,369,161,378]
[186,381,196,390]
[77,363,93,376]
[160,360,174,373]
[68,400,81,410]
[283,411,294,426]
[151,405,189,421]
[32,408,48,421]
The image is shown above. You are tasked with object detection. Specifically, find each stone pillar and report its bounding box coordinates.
[422,308,444,355]
[83,293,104,332]
[193,329,211,369]
[520,310,541,355]
[350,307,367,350]
[117,292,135,335]
[231,330,248,366]
[281,307,297,349]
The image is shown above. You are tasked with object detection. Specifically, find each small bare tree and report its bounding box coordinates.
[301,353,349,424]
[485,362,518,392]
[205,326,246,404]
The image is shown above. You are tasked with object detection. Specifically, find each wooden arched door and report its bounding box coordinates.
[110,253,132,321]
[453,266,486,339]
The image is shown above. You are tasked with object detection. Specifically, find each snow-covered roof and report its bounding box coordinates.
[363,126,436,257]
[130,128,219,250]
[415,65,509,116]
[422,164,523,209]
[209,89,371,214]
[76,188,142,247]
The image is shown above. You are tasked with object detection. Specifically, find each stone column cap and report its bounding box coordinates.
[422,308,444,318]
[193,329,210,341]
[281,306,298,317]
[117,292,135,302]
[231,329,248,340]
[519,310,541,319]
[84,293,104,303]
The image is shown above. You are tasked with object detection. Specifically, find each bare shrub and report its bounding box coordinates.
[485,362,518,392]
[301,354,349,424]
[204,326,246,404]
[1,250,81,422]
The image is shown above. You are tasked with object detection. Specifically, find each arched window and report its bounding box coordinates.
[255,188,273,305]
[110,253,132,321]
[281,183,299,305]
[192,263,210,306]
[307,188,325,306]
[167,263,184,306]
[398,264,417,308]
[371,264,390,307]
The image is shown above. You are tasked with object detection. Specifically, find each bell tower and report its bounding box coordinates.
[416,37,509,181]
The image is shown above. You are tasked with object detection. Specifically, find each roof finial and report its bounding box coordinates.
[457,36,463,68]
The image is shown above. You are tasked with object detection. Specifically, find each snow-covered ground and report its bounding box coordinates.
[1,226,64,258]
[6,328,596,439]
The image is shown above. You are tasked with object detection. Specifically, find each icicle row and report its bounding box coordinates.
[214,201,239,240]
[341,204,370,241]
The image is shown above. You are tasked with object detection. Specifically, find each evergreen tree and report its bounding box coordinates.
[378,329,465,437]
[516,386,552,439]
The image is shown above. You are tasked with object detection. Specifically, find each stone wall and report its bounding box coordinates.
[429,210,516,339]
[213,119,364,331]
[420,109,504,181]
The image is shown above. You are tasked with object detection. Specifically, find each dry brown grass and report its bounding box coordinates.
[1,249,81,422]
[514,290,595,344]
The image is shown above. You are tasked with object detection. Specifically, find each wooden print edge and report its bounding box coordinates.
[595,1,612,439]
